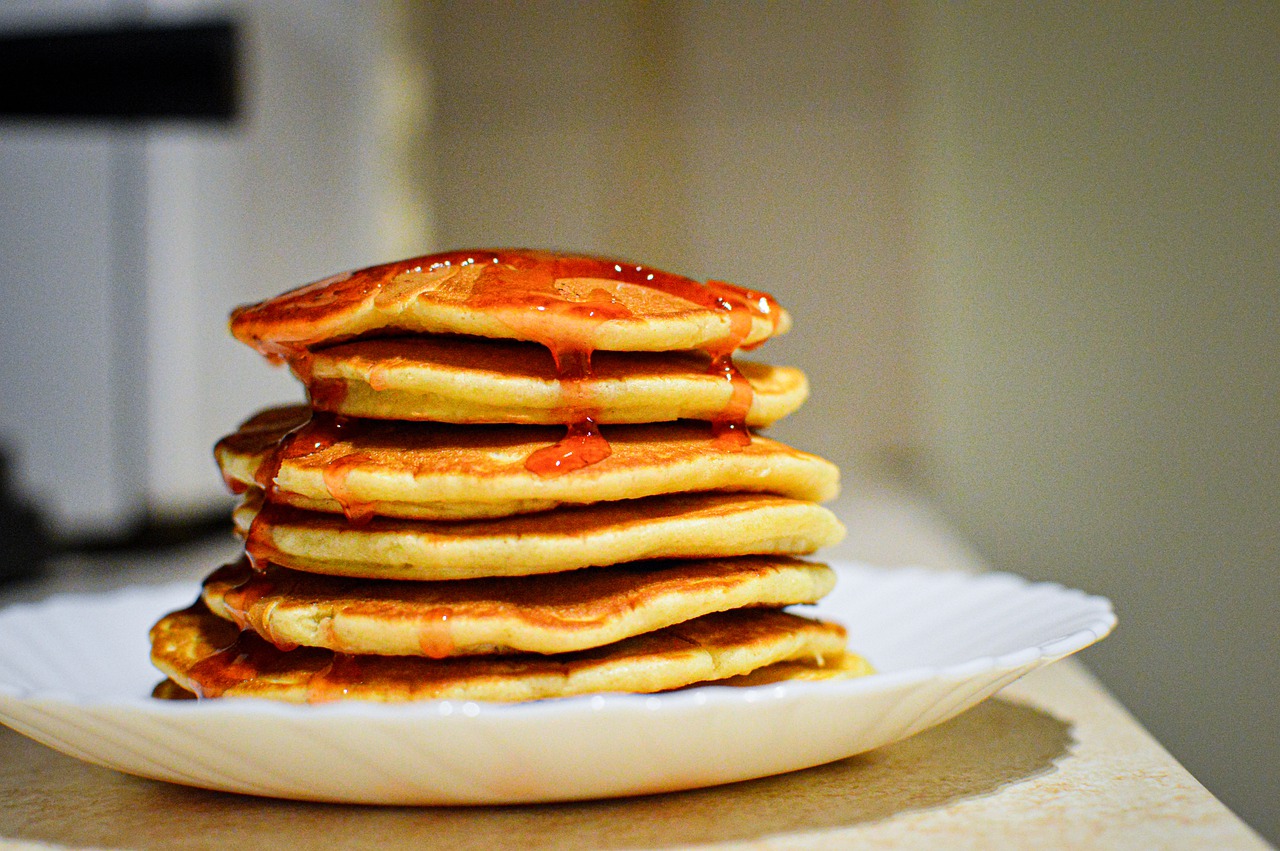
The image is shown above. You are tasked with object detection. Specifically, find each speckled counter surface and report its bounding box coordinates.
[0,488,1268,850]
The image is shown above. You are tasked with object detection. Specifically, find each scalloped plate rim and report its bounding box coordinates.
[0,562,1115,718]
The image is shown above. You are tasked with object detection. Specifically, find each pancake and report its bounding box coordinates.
[716,652,876,686]
[150,654,877,701]
[232,491,846,580]
[150,602,849,703]
[302,337,808,426]
[229,249,790,358]
[201,556,836,657]
[216,406,840,521]
[151,679,197,700]
[157,246,863,707]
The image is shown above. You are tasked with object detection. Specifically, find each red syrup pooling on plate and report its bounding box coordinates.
[235,250,785,476]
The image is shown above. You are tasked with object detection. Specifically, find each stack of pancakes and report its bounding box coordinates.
[150,249,870,702]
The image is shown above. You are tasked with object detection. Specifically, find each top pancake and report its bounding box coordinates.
[230,249,790,357]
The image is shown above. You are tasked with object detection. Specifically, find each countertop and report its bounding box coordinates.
[0,486,1268,850]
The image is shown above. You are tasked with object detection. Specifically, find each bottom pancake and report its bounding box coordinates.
[150,601,851,703]
[715,652,875,686]
[150,650,875,702]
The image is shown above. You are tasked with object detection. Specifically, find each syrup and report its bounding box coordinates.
[222,472,249,495]
[252,411,380,525]
[306,653,368,703]
[238,250,784,476]
[306,378,349,411]
[186,630,283,699]
[217,566,300,651]
[252,411,349,494]
[417,607,456,658]
[243,508,284,572]
[218,568,273,633]
[366,361,394,392]
[524,418,612,476]
[320,452,378,524]
[710,357,755,449]
[701,279,760,449]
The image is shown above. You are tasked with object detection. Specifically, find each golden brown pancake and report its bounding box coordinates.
[302,337,808,426]
[150,601,849,703]
[216,406,840,521]
[156,246,862,707]
[232,491,845,580]
[230,249,790,357]
[201,557,836,657]
[150,658,877,701]
[151,679,197,700]
[716,653,876,686]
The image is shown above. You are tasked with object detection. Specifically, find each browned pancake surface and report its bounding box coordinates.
[201,557,836,656]
[230,249,789,355]
[150,602,849,703]
[216,406,840,520]
[233,491,845,579]
[302,336,807,426]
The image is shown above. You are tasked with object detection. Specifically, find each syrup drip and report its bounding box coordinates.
[366,361,394,391]
[710,358,755,448]
[318,614,339,647]
[186,630,282,699]
[417,607,456,658]
[253,411,351,495]
[320,452,378,524]
[223,472,249,495]
[218,567,299,651]
[243,510,282,572]
[525,418,613,475]
[306,653,367,703]
[306,378,349,411]
[702,280,761,448]
[239,250,784,473]
[706,279,783,346]
[219,570,273,633]
[523,343,613,476]
[253,411,379,524]
[466,261,630,476]
[264,628,298,652]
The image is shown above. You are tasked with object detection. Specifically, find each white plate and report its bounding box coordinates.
[0,562,1113,805]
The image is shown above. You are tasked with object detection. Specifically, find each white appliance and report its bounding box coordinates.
[0,0,424,537]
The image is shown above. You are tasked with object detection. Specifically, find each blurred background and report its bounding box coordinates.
[0,0,1275,841]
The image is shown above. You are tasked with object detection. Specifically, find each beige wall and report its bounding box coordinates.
[419,0,1277,841]
[906,3,1279,839]
[426,1,916,479]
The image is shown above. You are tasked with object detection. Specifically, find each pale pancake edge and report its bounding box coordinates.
[233,491,846,579]
[304,338,807,426]
[202,557,836,657]
[216,408,841,521]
